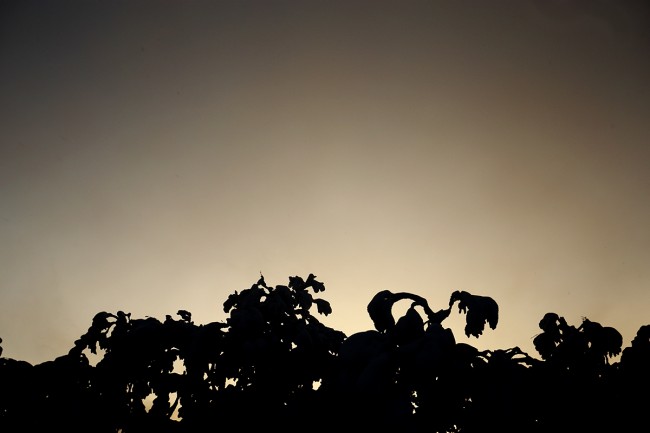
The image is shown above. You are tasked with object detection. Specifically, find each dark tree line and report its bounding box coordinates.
[1,274,648,432]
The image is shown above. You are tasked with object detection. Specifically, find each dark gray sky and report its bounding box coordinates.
[1,0,649,364]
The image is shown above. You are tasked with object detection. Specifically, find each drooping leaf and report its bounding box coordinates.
[602,326,623,358]
[91,311,116,329]
[314,298,332,316]
[450,290,499,338]
[533,332,557,360]
[367,290,398,333]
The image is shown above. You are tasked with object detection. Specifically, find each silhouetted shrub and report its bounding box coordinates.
[0,274,647,433]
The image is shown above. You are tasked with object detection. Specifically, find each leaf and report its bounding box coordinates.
[602,326,623,358]
[297,290,313,310]
[367,290,397,333]
[91,311,115,329]
[177,310,192,322]
[533,332,557,360]
[223,291,239,313]
[306,273,326,292]
[289,275,306,291]
[314,298,332,316]
[393,304,425,344]
[450,291,499,338]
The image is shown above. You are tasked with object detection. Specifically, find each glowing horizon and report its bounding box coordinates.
[1,0,649,365]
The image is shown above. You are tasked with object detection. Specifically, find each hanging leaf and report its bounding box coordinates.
[450,290,499,338]
[367,290,398,333]
[314,298,332,316]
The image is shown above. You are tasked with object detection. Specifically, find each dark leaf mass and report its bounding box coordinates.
[0,273,647,433]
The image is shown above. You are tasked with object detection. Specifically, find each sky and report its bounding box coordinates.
[1,0,649,365]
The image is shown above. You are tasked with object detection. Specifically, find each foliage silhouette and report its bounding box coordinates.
[0,273,648,432]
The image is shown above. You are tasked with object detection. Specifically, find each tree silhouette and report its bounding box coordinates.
[0,273,648,432]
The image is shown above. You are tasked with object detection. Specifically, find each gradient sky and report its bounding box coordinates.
[1,0,649,365]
